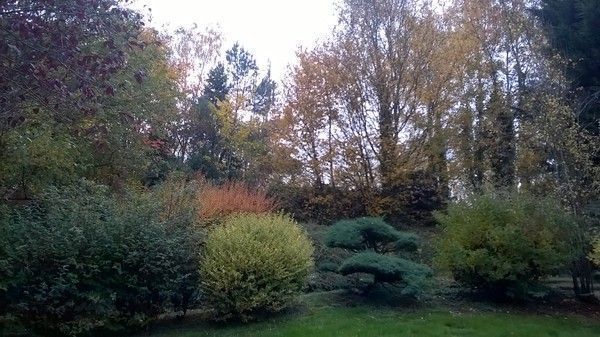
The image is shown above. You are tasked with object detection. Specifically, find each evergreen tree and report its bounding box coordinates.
[203,63,229,105]
[252,67,277,118]
[538,0,600,136]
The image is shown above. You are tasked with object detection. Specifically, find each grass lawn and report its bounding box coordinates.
[144,303,600,337]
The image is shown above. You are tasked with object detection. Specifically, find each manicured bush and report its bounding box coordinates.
[339,252,432,296]
[435,192,576,299]
[0,180,200,336]
[326,217,431,296]
[197,181,276,225]
[326,217,419,253]
[200,213,314,321]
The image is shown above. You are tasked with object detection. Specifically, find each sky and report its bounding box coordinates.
[132,0,339,80]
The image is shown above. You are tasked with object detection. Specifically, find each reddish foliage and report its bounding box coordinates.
[197,182,277,223]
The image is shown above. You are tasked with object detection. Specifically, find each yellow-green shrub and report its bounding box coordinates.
[591,238,600,265]
[435,191,575,299]
[200,213,314,321]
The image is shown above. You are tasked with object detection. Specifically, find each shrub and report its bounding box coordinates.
[200,213,314,321]
[197,181,276,225]
[381,170,446,226]
[269,184,370,225]
[591,238,600,266]
[154,173,200,226]
[317,261,339,273]
[325,217,431,296]
[435,191,576,299]
[0,180,199,336]
[326,217,419,253]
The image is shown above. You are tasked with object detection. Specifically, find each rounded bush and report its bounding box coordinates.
[0,181,200,336]
[435,192,576,298]
[200,213,314,321]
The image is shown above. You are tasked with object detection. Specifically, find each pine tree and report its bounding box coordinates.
[203,63,229,105]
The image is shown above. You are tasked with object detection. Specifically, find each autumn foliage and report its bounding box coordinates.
[197,181,277,223]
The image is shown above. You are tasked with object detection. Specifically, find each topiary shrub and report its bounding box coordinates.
[325,217,431,296]
[0,180,200,336]
[435,191,576,299]
[200,213,314,322]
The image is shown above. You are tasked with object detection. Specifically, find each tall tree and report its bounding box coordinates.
[225,43,258,120]
[538,0,600,130]
[0,0,154,196]
[203,63,229,105]
[168,25,222,162]
[252,67,277,120]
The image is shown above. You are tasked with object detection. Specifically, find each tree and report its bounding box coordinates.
[168,25,222,162]
[0,0,144,134]
[252,66,277,120]
[225,43,258,120]
[203,63,229,105]
[326,217,431,296]
[537,0,600,137]
[0,1,186,196]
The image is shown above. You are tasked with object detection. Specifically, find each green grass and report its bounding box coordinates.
[144,305,600,337]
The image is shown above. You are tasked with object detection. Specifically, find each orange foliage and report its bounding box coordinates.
[197,182,277,224]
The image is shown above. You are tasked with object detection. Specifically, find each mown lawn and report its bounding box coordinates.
[143,305,600,337]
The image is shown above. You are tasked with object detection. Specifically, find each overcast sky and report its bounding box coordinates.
[132,0,339,80]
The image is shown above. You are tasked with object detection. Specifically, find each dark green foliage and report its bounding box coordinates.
[435,191,576,300]
[326,217,431,296]
[252,67,277,116]
[538,0,600,136]
[325,217,418,253]
[186,98,226,180]
[339,252,432,296]
[226,43,258,84]
[317,261,339,273]
[272,179,445,227]
[0,180,199,336]
[204,63,229,105]
[383,170,447,226]
[271,185,368,225]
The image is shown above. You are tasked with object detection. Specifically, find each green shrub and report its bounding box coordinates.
[326,217,431,296]
[435,192,576,299]
[269,184,369,225]
[591,238,600,266]
[200,213,314,322]
[317,261,339,272]
[0,180,199,336]
[339,252,432,296]
[326,217,419,254]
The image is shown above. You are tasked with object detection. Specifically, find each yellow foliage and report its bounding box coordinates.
[200,213,314,321]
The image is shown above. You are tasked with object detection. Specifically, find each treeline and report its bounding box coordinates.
[1,0,598,214]
[0,0,276,197]
[274,0,599,221]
